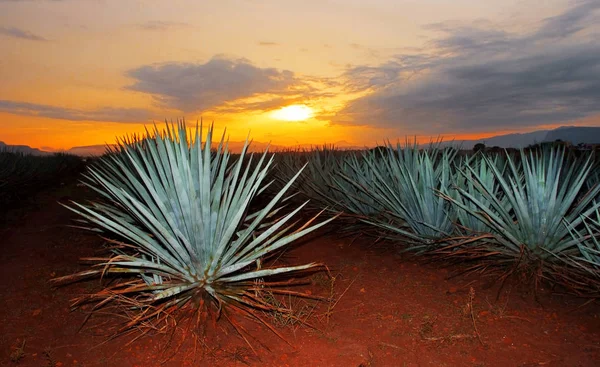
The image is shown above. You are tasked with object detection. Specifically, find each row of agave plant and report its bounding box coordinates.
[55,121,600,349]
[273,143,600,295]
[0,151,83,208]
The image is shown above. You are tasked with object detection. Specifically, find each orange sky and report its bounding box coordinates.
[1,0,599,151]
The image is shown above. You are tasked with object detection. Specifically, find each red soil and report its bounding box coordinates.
[1,183,599,367]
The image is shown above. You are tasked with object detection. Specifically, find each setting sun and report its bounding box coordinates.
[270,105,314,121]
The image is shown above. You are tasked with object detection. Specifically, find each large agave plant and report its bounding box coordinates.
[447,148,600,267]
[54,122,335,338]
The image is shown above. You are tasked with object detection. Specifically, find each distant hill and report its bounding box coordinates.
[544,126,600,145]
[0,141,51,156]
[437,126,600,150]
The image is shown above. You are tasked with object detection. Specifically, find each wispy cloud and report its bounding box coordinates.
[0,100,154,123]
[136,21,189,31]
[0,26,48,41]
[126,56,311,112]
[536,0,600,39]
[0,0,64,2]
[214,96,303,114]
[335,0,600,134]
[258,41,279,46]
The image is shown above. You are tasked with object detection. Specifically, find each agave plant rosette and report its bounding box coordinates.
[445,148,600,285]
[274,146,342,211]
[273,146,381,221]
[53,121,336,340]
[330,152,384,217]
[561,205,600,294]
[340,141,458,249]
[443,152,510,235]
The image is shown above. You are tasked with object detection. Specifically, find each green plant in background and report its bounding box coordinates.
[269,142,600,295]
[332,152,383,217]
[445,152,510,235]
[446,148,600,281]
[341,141,458,249]
[273,146,381,221]
[53,122,336,341]
[0,151,83,209]
[274,146,341,211]
[277,146,341,210]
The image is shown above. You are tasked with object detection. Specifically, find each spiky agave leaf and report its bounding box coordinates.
[575,210,600,270]
[563,204,600,288]
[54,121,336,337]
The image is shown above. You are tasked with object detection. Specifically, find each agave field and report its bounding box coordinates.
[0,151,84,223]
[277,141,600,293]
[2,122,600,366]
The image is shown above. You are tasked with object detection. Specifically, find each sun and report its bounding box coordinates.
[270,104,314,121]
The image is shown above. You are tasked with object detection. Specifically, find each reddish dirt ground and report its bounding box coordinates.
[1,182,600,367]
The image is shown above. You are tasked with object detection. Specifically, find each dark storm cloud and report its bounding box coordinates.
[0,26,48,41]
[335,0,600,133]
[0,100,154,123]
[126,56,308,112]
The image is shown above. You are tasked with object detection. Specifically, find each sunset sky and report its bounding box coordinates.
[1,0,599,151]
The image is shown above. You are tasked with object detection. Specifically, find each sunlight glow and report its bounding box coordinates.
[270,105,314,121]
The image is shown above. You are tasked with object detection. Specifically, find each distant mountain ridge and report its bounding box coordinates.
[435,126,600,150]
[0,141,51,156]
[3,126,600,156]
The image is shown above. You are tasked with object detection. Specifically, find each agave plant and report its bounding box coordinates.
[447,148,600,270]
[274,146,340,209]
[565,206,600,279]
[340,141,458,248]
[548,201,600,296]
[330,152,384,217]
[273,146,380,218]
[445,152,510,235]
[53,122,335,340]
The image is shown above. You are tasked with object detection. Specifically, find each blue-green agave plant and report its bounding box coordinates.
[54,121,336,338]
[447,148,600,264]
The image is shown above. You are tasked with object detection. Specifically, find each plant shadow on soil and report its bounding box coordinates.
[1,181,600,367]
